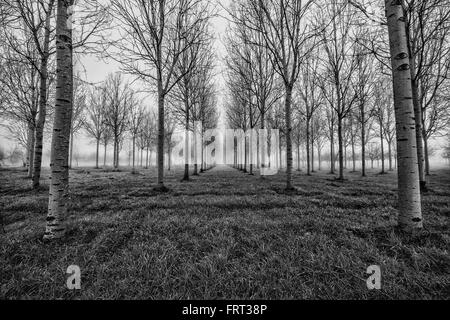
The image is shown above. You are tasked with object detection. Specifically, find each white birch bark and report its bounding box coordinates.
[44,0,73,240]
[385,0,423,230]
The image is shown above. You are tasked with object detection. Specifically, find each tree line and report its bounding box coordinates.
[0,0,449,239]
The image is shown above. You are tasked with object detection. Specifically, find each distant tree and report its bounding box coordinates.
[297,50,323,175]
[8,146,25,165]
[103,73,131,170]
[0,146,5,166]
[367,142,381,169]
[128,101,145,174]
[164,112,177,172]
[353,41,376,177]
[84,86,108,169]
[141,110,157,169]
[443,133,450,166]
[69,78,87,169]
[232,0,320,190]
[319,0,360,180]
[101,127,112,168]
[373,76,392,174]
[109,0,213,191]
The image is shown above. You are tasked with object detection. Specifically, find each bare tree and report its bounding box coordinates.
[403,0,450,190]
[69,77,87,169]
[230,0,319,190]
[297,50,323,176]
[128,101,145,174]
[319,0,359,180]
[103,73,131,170]
[170,19,214,181]
[2,0,109,188]
[0,41,40,177]
[109,0,213,191]
[84,86,108,169]
[226,3,282,173]
[373,76,392,174]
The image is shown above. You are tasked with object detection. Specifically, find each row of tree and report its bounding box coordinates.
[0,0,220,239]
[0,0,449,238]
[224,0,450,231]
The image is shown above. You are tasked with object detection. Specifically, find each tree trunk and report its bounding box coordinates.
[330,132,335,174]
[103,143,107,167]
[193,125,199,175]
[385,0,422,230]
[388,141,393,171]
[95,138,99,169]
[410,77,426,189]
[32,1,55,189]
[351,135,356,172]
[244,137,248,173]
[168,145,172,172]
[201,136,205,172]
[44,0,73,240]
[344,144,347,169]
[132,135,136,173]
[338,116,344,180]
[423,133,430,176]
[27,125,35,178]
[380,125,385,174]
[156,80,165,189]
[285,86,293,190]
[113,139,117,168]
[361,109,366,177]
[32,63,49,186]
[183,99,189,181]
[318,146,322,171]
[306,119,311,175]
[69,130,74,169]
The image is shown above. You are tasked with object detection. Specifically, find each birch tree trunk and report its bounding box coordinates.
[380,125,385,174]
[423,133,430,176]
[183,100,189,181]
[352,136,356,172]
[156,78,166,190]
[69,131,74,169]
[285,85,294,190]
[103,143,107,167]
[330,134,335,174]
[410,72,426,189]
[306,120,311,176]
[361,109,366,177]
[27,125,35,178]
[385,0,422,230]
[338,117,344,180]
[32,1,54,188]
[132,135,136,174]
[388,141,393,171]
[44,0,74,240]
[95,139,100,169]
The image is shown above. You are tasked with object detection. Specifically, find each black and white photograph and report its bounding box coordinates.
[0,0,449,306]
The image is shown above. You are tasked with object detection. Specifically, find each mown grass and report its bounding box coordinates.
[0,165,449,299]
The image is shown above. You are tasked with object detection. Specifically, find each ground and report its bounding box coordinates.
[0,165,449,299]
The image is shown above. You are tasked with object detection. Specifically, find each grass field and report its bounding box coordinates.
[0,165,449,299]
